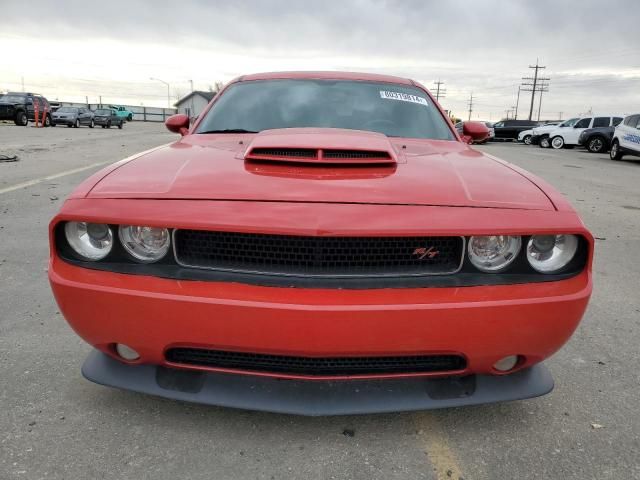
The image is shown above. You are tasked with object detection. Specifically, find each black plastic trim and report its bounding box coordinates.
[55,223,588,289]
[165,347,466,376]
[82,350,555,416]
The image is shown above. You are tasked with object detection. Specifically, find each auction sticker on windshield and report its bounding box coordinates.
[379,91,429,106]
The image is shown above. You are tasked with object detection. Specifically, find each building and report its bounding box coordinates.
[174,91,216,119]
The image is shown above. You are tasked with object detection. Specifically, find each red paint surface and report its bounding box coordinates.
[49,71,594,381]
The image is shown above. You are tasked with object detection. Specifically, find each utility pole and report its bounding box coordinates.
[558,112,563,120]
[99,95,102,107]
[189,79,194,92]
[521,59,549,120]
[21,76,25,92]
[433,79,446,101]
[536,81,549,121]
[467,93,474,121]
[514,86,521,120]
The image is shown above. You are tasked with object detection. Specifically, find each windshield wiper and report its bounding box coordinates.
[198,129,258,134]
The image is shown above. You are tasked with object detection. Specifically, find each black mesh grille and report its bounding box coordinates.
[249,148,317,158]
[173,231,463,277]
[323,149,391,159]
[165,348,467,376]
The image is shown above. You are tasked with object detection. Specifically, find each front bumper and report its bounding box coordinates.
[83,349,554,415]
[49,199,592,412]
[51,256,591,377]
[52,118,73,125]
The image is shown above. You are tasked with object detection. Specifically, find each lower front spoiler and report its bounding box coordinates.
[82,350,554,416]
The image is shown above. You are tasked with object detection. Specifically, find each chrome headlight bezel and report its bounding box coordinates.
[526,234,579,273]
[467,235,522,273]
[118,225,171,263]
[64,221,113,261]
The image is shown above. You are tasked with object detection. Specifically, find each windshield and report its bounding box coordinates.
[57,107,78,113]
[0,94,27,103]
[559,118,579,127]
[95,109,111,114]
[196,79,454,140]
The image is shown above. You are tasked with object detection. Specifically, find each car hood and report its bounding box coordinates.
[87,128,554,210]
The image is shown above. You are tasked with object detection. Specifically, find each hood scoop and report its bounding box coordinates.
[243,128,398,165]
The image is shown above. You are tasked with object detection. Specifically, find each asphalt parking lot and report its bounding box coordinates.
[1,122,638,480]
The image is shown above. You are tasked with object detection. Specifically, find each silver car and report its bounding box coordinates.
[51,107,95,128]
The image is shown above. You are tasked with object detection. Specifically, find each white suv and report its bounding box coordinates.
[610,114,640,161]
[536,119,579,147]
[518,122,559,145]
[547,115,623,149]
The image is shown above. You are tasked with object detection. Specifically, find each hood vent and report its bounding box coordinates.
[246,147,395,165]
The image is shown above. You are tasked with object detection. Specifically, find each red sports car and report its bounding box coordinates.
[49,72,592,415]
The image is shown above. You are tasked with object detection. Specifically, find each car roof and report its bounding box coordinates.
[236,71,414,85]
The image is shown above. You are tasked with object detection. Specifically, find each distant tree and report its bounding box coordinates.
[208,81,224,94]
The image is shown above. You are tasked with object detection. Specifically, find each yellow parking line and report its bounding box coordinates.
[415,412,466,480]
[0,161,110,195]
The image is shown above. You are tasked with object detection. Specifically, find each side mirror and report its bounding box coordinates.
[462,121,489,143]
[165,114,190,135]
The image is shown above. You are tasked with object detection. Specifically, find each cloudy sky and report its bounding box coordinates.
[2,0,639,120]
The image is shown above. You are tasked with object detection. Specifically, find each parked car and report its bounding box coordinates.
[110,105,134,121]
[547,115,623,149]
[536,119,579,147]
[0,92,52,126]
[93,108,124,129]
[519,122,560,145]
[610,114,640,161]
[578,125,618,153]
[455,121,493,143]
[51,107,95,128]
[481,121,495,141]
[49,71,592,415]
[491,119,540,140]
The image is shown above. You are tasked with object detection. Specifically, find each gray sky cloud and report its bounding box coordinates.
[2,0,639,119]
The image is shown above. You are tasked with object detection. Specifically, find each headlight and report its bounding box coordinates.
[119,225,171,263]
[526,234,578,273]
[64,222,113,261]
[468,235,521,272]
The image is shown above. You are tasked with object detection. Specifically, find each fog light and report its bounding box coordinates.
[115,343,140,361]
[493,355,519,372]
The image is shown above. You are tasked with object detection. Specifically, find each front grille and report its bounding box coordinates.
[173,230,463,277]
[165,348,467,376]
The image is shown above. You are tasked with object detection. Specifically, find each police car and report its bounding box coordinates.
[610,114,640,160]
